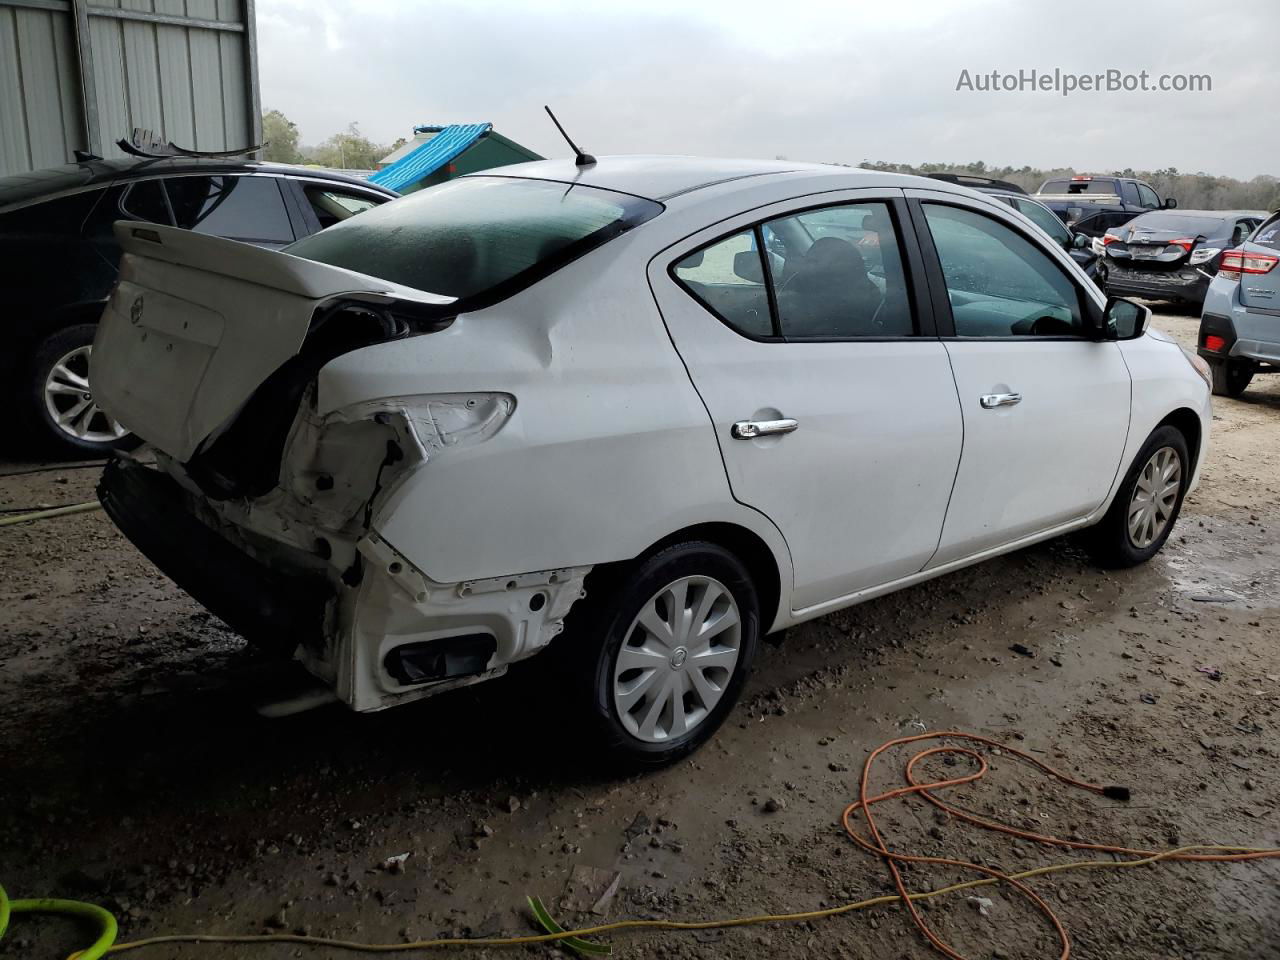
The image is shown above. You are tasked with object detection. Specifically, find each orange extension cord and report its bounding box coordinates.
[844,731,1280,960]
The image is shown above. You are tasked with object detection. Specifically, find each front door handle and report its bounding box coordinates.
[979,392,1022,409]
[731,418,799,439]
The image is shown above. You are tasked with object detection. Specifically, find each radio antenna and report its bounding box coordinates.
[544,106,596,167]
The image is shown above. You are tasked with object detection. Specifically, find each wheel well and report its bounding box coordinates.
[1157,408,1202,465]
[637,523,783,633]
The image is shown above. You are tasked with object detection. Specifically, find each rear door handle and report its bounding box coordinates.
[980,392,1022,409]
[731,418,799,439]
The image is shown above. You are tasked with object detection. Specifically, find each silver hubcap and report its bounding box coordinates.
[43,344,128,444]
[1128,446,1181,549]
[612,575,742,743]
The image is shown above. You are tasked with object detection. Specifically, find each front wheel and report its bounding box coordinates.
[564,541,760,768]
[1208,357,1253,398]
[1085,425,1189,568]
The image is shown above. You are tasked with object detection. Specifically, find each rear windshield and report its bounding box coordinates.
[1127,213,1226,234]
[1041,179,1118,195]
[1252,214,1280,247]
[285,176,662,301]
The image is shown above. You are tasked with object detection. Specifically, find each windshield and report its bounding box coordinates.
[1041,179,1118,195]
[286,176,663,301]
[1127,213,1225,235]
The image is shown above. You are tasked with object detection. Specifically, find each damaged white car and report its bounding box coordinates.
[93,157,1212,764]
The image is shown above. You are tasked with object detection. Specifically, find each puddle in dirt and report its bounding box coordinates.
[1158,512,1280,609]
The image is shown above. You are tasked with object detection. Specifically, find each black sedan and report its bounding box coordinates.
[1,157,396,455]
[1101,209,1267,309]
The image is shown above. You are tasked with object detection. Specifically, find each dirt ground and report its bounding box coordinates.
[2,309,1277,960]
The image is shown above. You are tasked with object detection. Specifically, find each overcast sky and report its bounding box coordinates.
[256,0,1277,180]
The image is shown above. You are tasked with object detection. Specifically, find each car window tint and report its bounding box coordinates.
[121,180,171,224]
[305,187,379,230]
[673,230,773,338]
[762,203,913,338]
[923,204,1082,337]
[1014,198,1070,245]
[164,176,295,243]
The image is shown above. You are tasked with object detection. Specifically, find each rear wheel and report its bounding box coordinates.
[29,324,137,457]
[563,541,760,767]
[1208,357,1254,398]
[1085,425,1189,568]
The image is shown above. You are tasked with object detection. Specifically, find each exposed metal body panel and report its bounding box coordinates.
[0,0,260,176]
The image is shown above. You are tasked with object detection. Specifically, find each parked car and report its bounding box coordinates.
[92,158,1212,765]
[1198,210,1280,396]
[1101,209,1268,308]
[1035,174,1175,240]
[0,157,396,456]
[928,174,1100,282]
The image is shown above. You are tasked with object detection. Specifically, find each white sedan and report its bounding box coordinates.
[92,157,1212,764]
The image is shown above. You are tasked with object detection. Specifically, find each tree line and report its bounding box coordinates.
[857,159,1280,212]
[261,109,405,171]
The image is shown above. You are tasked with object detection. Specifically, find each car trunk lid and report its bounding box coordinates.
[92,221,455,462]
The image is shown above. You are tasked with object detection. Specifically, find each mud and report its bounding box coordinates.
[1,311,1277,959]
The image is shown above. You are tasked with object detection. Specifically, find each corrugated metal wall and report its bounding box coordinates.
[0,0,259,177]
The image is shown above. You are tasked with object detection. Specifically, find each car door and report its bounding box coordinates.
[905,190,1131,567]
[648,192,963,612]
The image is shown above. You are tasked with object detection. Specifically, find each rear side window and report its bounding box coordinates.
[1120,182,1140,205]
[165,175,295,243]
[923,204,1082,337]
[672,201,915,340]
[764,203,913,338]
[121,180,171,224]
[286,176,662,301]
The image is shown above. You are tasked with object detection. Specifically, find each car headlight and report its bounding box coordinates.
[1179,345,1212,388]
[1188,247,1221,265]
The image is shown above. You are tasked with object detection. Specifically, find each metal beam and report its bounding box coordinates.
[69,0,101,156]
[84,5,245,32]
[1,0,72,13]
[244,0,262,156]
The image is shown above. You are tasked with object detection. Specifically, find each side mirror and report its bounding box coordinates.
[1163,197,1178,209]
[1102,296,1150,340]
[733,250,765,284]
[1072,232,1091,249]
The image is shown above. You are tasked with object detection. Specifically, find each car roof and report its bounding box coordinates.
[0,157,394,212]
[469,155,842,201]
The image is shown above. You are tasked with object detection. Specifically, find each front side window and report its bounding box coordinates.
[673,230,772,338]
[165,175,295,243]
[287,176,662,301]
[923,204,1082,337]
[672,201,914,340]
[1136,184,1161,209]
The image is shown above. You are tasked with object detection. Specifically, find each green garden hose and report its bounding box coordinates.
[0,882,118,960]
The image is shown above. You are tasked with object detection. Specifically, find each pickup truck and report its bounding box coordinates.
[1035,175,1177,239]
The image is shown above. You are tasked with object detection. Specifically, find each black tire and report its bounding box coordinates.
[1208,357,1254,398]
[1085,425,1190,569]
[27,323,139,457]
[560,540,760,768]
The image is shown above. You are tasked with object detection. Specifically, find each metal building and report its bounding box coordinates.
[0,0,260,177]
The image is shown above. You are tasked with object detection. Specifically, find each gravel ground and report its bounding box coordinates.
[1,309,1277,960]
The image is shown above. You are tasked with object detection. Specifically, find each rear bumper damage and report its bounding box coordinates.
[100,449,590,713]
